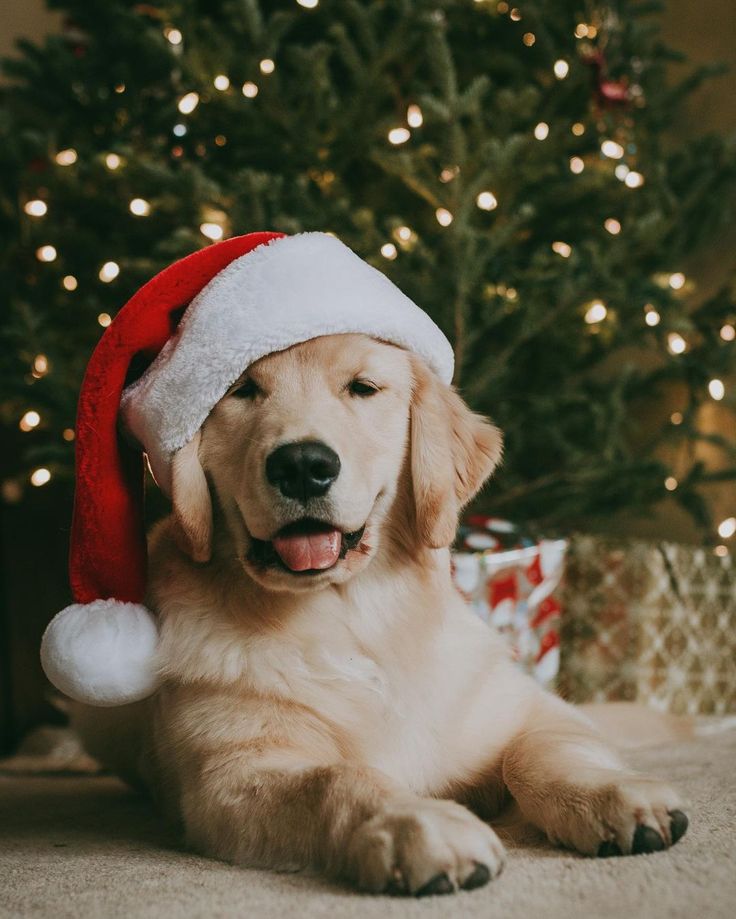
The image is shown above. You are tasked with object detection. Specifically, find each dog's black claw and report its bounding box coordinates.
[631,824,666,855]
[416,872,454,897]
[461,862,491,891]
[669,810,688,845]
[597,840,622,858]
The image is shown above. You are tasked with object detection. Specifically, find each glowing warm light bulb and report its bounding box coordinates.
[63,428,75,442]
[615,164,630,181]
[664,477,678,491]
[574,23,588,38]
[551,241,572,258]
[604,218,622,235]
[718,517,736,539]
[200,223,224,241]
[509,8,522,20]
[178,92,199,114]
[99,261,120,282]
[242,82,259,98]
[624,171,644,188]
[534,122,549,140]
[571,122,585,136]
[33,354,49,375]
[720,324,735,342]
[24,199,47,217]
[644,306,660,326]
[708,379,725,401]
[395,226,412,242]
[62,275,78,291]
[522,33,536,47]
[98,313,112,327]
[476,191,498,211]
[129,198,151,217]
[296,0,319,7]
[584,300,607,324]
[407,104,423,128]
[19,411,41,432]
[105,153,122,170]
[388,127,410,145]
[570,156,584,174]
[259,59,275,75]
[439,166,459,182]
[172,124,187,137]
[165,27,182,45]
[601,140,624,159]
[31,468,51,486]
[214,74,230,90]
[671,412,683,425]
[435,208,453,227]
[667,332,687,355]
[553,59,569,79]
[380,243,397,260]
[36,245,57,262]
[715,544,729,558]
[55,149,77,166]
[669,272,686,290]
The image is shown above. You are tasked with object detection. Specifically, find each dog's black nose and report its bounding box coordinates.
[265,440,341,501]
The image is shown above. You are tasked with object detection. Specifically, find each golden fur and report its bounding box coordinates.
[74,334,686,896]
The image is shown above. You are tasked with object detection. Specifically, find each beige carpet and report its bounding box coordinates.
[1,727,734,919]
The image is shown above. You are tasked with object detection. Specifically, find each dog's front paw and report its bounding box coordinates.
[345,798,505,896]
[548,773,688,858]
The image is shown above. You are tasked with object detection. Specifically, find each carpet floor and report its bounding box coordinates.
[1,726,734,919]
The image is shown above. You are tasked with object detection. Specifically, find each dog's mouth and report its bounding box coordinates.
[248,519,366,576]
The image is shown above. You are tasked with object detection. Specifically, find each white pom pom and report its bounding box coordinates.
[41,599,160,706]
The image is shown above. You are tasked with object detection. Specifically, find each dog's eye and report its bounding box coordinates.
[231,378,259,399]
[348,379,379,397]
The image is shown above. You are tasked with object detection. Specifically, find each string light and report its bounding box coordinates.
[476,191,498,211]
[407,104,423,128]
[574,23,588,38]
[571,122,585,136]
[31,468,51,487]
[664,476,678,491]
[522,33,536,47]
[380,243,397,260]
[394,226,414,245]
[63,428,75,442]
[715,545,729,558]
[114,83,125,94]
[625,171,644,188]
[62,275,78,291]
[388,127,410,145]
[178,92,199,114]
[36,245,57,262]
[214,74,230,91]
[259,59,275,74]
[200,222,224,240]
[615,164,630,180]
[99,261,120,282]
[165,27,182,45]
[553,59,569,79]
[570,156,584,174]
[296,0,319,7]
[215,135,227,146]
[669,272,686,290]
[718,517,736,539]
[242,82,259,98]
[604,218,621,235]
[32,354,49,376]
[173,124,187,137]
[435,207,453,227]
[19,411,41,432]
[24,200,47,217]
[534,122,549,140]
[129,198,151,216]
[105,153,122,170]
[671,412,683,425]
[720,324,735,341]
[551,241,572,258]
[98,313,112,327]
[584,300,607,324]
[644,305,660,326]
[667,332,687,355]
[601,140,624,159]
[708,379,725,401]
[509,8,522,21]
[440,166,459,182]
[55,149,77,166]
[497,1,509,12]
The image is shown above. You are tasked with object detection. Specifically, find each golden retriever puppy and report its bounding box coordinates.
[75,333,688,896]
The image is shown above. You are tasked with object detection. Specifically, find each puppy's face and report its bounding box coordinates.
[171,333,502,592]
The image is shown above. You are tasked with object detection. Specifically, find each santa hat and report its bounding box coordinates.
[40,231,454,706]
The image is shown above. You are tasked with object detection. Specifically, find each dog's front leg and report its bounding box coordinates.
[501,691,688,857]
[179,752,505,895]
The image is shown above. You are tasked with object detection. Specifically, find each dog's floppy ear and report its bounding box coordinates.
[410,356,503,549]
[171,431,212,563]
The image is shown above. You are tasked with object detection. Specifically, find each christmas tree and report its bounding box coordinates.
[1,0,735,542]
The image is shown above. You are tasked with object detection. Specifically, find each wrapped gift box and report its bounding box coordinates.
[452,517,567,688]
[559,536,736,715]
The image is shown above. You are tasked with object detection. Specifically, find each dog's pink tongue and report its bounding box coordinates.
[272,529,341,571]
